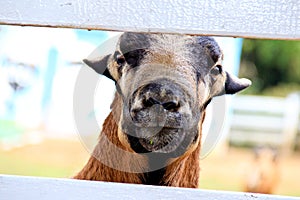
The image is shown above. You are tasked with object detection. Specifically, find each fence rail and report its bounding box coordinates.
[229,93,300,152]
[0,0,299,40]
[1,175,299,200]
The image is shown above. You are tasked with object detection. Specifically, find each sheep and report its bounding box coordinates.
[74,33,251,188]
[243,147,280,194]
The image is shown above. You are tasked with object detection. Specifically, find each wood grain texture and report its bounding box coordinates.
[0,0,299,39]
[0,175,299,200]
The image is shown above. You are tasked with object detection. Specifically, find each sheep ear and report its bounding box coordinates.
[225,71,251,94]
[83,55,115,82]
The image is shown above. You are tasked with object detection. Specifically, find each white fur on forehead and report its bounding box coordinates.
[144,34,197,66]
[149,34,193,54]
[147,34,222,63]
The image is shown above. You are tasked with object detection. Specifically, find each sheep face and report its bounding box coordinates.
[85,33,251,158]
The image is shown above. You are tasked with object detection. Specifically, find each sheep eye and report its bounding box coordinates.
[116,55,126,65]
[211,65,222,75]
[123,49,145,68]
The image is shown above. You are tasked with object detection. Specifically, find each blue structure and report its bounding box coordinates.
[0,25,109,140]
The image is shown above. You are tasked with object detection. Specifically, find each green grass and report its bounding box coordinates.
[200,177,241,192]
[0,120,26,139]
[0,140,87,178]
[0,152,73,177]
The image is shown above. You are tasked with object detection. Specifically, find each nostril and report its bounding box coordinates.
[142,97,180,111]
[143,97,161,108]
[162,101,180,112]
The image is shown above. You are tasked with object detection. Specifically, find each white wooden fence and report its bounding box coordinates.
[229,93,300,152]
[0,0,299,199]
[1,175,299,200]
[0,0,299,40]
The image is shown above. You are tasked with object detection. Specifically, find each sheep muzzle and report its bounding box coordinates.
[121,77,199,156]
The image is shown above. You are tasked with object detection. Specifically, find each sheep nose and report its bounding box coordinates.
[136,81,182,112]
[129,81,186,127]
[143,97,180,112]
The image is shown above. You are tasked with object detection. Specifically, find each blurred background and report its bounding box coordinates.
[0,25,299,196]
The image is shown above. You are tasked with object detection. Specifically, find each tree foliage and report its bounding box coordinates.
[239,39,300,96]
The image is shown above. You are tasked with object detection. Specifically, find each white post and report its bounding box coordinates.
[282,92,300,153]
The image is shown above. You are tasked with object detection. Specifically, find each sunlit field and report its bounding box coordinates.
[0,138,299,197]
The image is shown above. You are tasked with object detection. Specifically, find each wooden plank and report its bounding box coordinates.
[0,175,298,200]
[229,94,300,150]
[281,93,300,152]
[229,131,283,146]
[231,114,283,132]
[232,95,285,115]
[0,0,299,39]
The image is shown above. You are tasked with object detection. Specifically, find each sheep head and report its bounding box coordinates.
[84,33,251,158]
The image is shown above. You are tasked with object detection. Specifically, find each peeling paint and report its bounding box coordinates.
[60,2,72,7]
